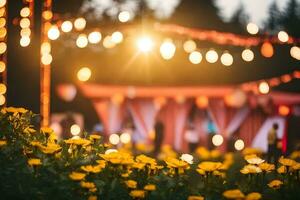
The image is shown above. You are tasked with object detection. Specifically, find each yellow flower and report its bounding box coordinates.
[278,156,296,167]
[81,165,102,173]
[88,195,97,200]
[258,162,275,173]
[246,192,262,200]
[165,157,190,174]
[195,147,210,160]
[100,152,134,165]
[144,184,156,191]
[242,148,262,156]
[89,134,101,140]
[223,189,245,199]
[268,180,283,189]
[40,143,62,154]
[24,126,36,134]
[240,164,262,174]
[129,190,146,199]
[69,172,86,181]
[188,195,204,200]
[198,161,223,172]
[2,107,27,114]
[136,154,157,165]
[196,168,206,175]
[0,140,7,147]
[96,160,106,168]
[28,158,42,166]
[290,151,300,160]
[277,166,287,174]
[291,162,300,171]
[80,181,96,189]
[65,138,91,146]
[125,180,137,189]
[40,127,54,136]
[245,154,265,165]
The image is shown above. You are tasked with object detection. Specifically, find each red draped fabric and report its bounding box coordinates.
[158,100,192,152]
[93,100,125,135]
[128,99,158,142]
[194,110,208,147]
[239,108,267,147]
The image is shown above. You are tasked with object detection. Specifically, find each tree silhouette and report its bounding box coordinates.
[228,3,249,34]
[280,0,300,37]
[264,1,281,33]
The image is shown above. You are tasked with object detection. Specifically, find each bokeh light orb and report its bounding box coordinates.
[196,96,208,109]
[246,22,259,35]
[118,11,131,23]
[120,132,131,144]
[234,139,245,151]
[88,31,102,44]
[0,17,6,28]
[74,17,86,31]
[20,27,31,37]
[183,40,196,53]
[61,20,73,33]
[0,61,5,72]
[242,49,254,62]
[160,39,176,60]
[137,36,154,53]
[212,134,224,146]
[70,124,81,136]
[105,149,118,154]
[0,42,7,54]
[20,7,30,18]
[0,83,6,94]
[278,31,289,43]
[189,51,202,64]
[109,134,120,145]
[0,0,6,8]
[20,36,30,47]
[77,67,91,82]
[261,42,274,58]
[290,46,300,60]
[41,53,53,65]
[278,105,290,116]
[111,31,123,44]
[258,81,270,94]
[41,42,51,54]
[220,52,233,66]
[47,25,60,40]
[103,36,116,49]
[0,94,5,106]
[206,50,218,63]
[42,10,53,20]
[20,18,30,28]
[76,34,88,48]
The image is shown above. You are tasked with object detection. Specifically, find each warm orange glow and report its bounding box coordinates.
[279,105,290,116]
[41,54,53,65]
[196,96,208,108]
[41,42,51,55]
[0,0,6,8]
[20,27,31,37]
[183,40,196,53]
[261,42,274,58]
[20,18,30,28]
[0,42,6,54]
[137,36,154,52]
[111,31,123,44]
[0,27,6,38]
[103,36,116,49]
[42,10,53,20]
[0,83,6,94]
[77,67,92,82]
[0,61,5,72]
[0,17,6,28]
[0,94,5,106]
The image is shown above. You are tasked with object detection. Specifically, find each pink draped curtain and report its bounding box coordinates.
[93,99,125,135]
[128,99,158,142]
[158,100,192,152]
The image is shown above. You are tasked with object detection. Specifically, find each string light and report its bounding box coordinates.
[0,17,6,28]
[0,83,6,94]
[137,36,154,53]
[242,49,254,62]
[61,20,73,33]
[278,31,289,43]
[261,42,274,58]
[41,53,53,65]
[180,154,194,164]
[47,25,60,40]
[0,0,6,8]
[290,46,300,60]
[183,39,196,53]
[189,51,202,64]
[77,67,91,82]
[76,34,88,48]
[20,36,30,47]
[258,81,270,94]
[74,17,86,31]
[70,124,81,136]
[206,49,218,63]
[212,134,223,146]
[160,39,176,60]
[279,105,290,116]
[234,139,245,151]
[109,134,120,145]
[41,42,51,55]
[0,61,5,73]
[20,7,30,18]
[88,31,102,44]
[20,28,31,37]
[0,42,6,54]
[0,94,5,105]
[246,22,259,35]
[111,31,123,44]
[120,132,131,144]
[220,52,233,66]
[103,36,116,49]
[118,11,130,23]
[20,18,30,28]
[42,10,53,20]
